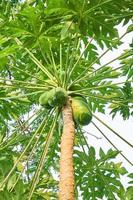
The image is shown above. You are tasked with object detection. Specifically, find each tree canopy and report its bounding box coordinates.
[0,0,133,199]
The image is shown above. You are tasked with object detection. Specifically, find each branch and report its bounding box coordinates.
[93,114,133,148]
[14,38,56,84]
[68,36,94,78]
[11,65,50,85]
[82,129,102,140]
[0,77,46,87]
[28,110,59,200]
[69,80,132,93]
[0,91,43,101]
[92,121,133,166]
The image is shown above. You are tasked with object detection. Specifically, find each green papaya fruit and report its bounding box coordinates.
[39,91,52,109]
[69,84,82,91]
[72,96,92,125]
[39,87,67,108]
[49,87,67,107]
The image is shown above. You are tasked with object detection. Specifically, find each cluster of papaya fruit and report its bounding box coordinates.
[39,87,92,125]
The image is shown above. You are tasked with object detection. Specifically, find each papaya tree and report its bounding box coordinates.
[0,0,133,199]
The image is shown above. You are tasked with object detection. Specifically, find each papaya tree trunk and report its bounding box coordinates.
[59,97,75,200]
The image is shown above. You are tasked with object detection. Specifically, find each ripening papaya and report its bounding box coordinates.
[71,96,92,125]
[39,87,67,108]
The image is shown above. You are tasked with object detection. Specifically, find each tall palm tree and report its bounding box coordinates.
[0,0,133,199]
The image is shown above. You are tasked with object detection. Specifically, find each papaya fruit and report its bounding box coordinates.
[39,91,52,108]
[72,96,92,125]
[49,87,67,107]
[39,87,67,108]
[69,84,82,91]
